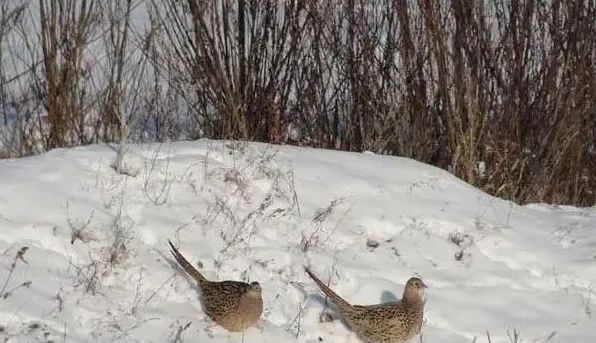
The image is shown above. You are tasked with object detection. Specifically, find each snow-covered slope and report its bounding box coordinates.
[0,140,594,343]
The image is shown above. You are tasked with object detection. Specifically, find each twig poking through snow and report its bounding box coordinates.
[0,246,29,299]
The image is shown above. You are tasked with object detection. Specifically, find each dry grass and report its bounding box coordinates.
[0,246,30,299]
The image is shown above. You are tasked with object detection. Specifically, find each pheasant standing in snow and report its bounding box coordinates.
[304,267,427,343]
[168,240,263,332]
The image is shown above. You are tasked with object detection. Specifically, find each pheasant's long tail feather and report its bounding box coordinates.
[168,240,207,286]
[304,267,354,313]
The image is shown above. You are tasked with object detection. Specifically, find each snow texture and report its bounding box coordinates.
[0,140,595,342]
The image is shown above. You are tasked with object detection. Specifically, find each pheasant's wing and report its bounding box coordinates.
[346,303,408,335]
[201,281,248,318]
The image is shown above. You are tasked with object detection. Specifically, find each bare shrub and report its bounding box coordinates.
[1,0,595,206]
[0,1,31,158]
[153,0,308,141]
[137,6,191,142]
[98,0,143,176]
[36,0,99,149]
[148,0,596,206]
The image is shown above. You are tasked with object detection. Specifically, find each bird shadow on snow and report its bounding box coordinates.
[380,290,399,303]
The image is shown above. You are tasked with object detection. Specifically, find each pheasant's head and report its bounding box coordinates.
[245,281,262,298]
[403,277,427,303]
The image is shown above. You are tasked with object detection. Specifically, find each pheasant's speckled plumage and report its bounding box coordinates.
[304,267,426,343]
[168,240,263,332]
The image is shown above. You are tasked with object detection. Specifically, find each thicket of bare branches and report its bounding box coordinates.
[1,0,595,206]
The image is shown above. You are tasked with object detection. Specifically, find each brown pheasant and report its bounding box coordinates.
[168,240,263,332]
[304,267,426,343]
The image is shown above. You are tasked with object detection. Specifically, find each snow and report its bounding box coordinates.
[0,140,595,343]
